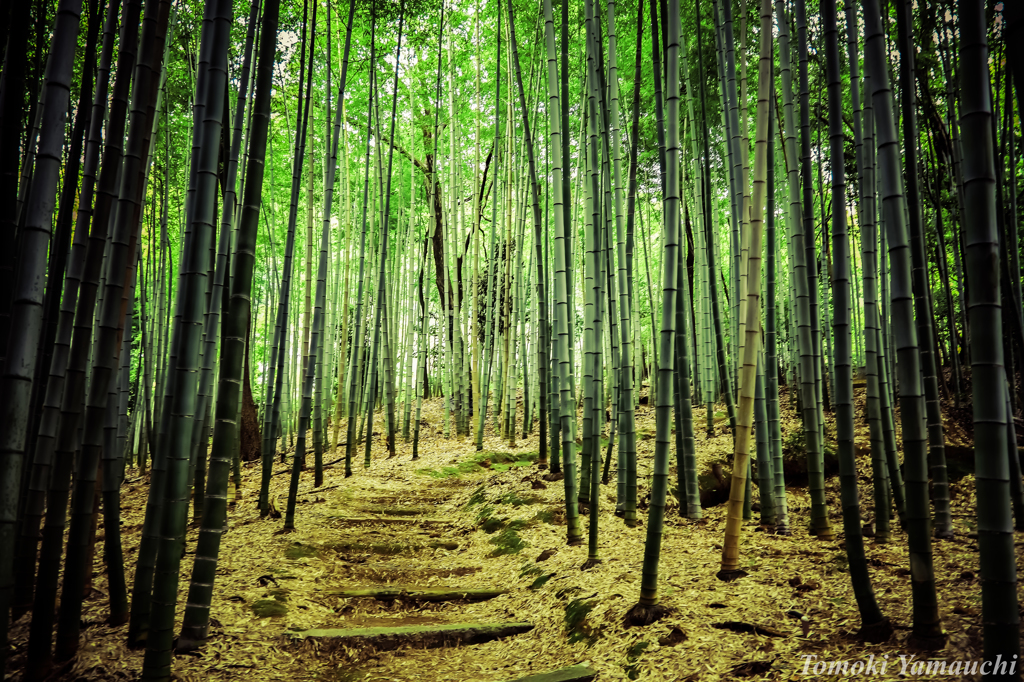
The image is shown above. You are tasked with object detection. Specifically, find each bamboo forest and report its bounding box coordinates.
[0,0,1022,678]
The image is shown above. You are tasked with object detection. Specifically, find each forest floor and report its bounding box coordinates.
[5,385,1016,682]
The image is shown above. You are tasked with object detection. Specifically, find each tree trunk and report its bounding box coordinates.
[241,313,262,461]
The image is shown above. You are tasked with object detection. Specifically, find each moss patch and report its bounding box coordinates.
[625,640,651,679]
[417,450,539,479]
[489,450,539,465]
[529,573,555,590]
[519,563,542,578]
[498,492,540,507]
[284,543,318,560]
[418,458,489,479]
[564,597,599,646]
[466,485,487,508]
[251,599,288,618]
[480,516,504,534]
[489,524,528,556]
[532,508,556,524]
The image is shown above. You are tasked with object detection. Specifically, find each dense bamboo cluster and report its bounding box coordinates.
[0,0,1019,678]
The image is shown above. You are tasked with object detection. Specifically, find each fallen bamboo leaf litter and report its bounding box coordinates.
[4,392,1015,681]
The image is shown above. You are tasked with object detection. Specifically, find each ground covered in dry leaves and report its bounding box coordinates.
[6,387,1019,681]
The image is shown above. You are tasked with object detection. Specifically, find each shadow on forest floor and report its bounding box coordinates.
[5,387,1001,681]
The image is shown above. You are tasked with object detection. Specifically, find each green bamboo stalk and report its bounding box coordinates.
[864,0,944,646]
[794,0,826,460]
[719,0,772,579]
[260,0,314,507]
[285,2,353,523]
[13,0,118,618]
[60,15,175,655]
[30,0,145,669]
[753,354,774,527]
[620,0,643,524]
[860,73,892,542]
[894,0,953,540]
[960,0,1021,667]
[140,0,222,676]
[582,0,604,566]
[676,199,699,519]
[542,0,582,545]
[343,16,377,477]
[0,0,85,671]
[507,0,548,469]
[361,0,405,471]
[774,0,832,540]
[476,0,499,451]
[821,0,891,640]
[766,97,788,534]
[626,0,681,623]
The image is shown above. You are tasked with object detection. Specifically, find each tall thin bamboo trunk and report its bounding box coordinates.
[765,98,787,534]
[285,1,353,522]
[140,0,221,675]
[719,0,772,579]
[894,0,953,540]
[626,0,682,623]
[541,0,581,544]
[960,0,1021,666]
[821,0,890,640]
[0,0,85,672]
[343,14,377,477]
[173,0,281,630]
[507,0,547,468]
[774,0,832,540]
[361,0,405,470]
[864,0,944,647]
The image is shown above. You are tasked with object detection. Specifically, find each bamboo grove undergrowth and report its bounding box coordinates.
[0,0,1020,678]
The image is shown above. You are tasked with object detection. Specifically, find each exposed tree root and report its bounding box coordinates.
[624,602,671,627]
[716,569,749,582]
[907,631,948,651]
[176,631,205,653]
[858,618,893,643]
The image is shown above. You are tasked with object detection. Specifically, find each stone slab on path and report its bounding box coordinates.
[356,505,435,516]
[341,562,480,580]
[326,586,508,602]
[325,514,451,526]
[503,664,598,682]
[289,622,534,652]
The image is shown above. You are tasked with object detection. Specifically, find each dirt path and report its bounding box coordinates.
[7,396,1002,681]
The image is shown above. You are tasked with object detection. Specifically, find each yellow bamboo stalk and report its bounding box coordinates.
[737,8,752,382]
[720,0,774,577]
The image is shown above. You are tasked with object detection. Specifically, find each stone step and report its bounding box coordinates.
[504,665,598,682]
[324,539,459,555]
[325,586,507,602]
[356,505,436,516]
[326,514,450,525]
[289,621,534,652]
